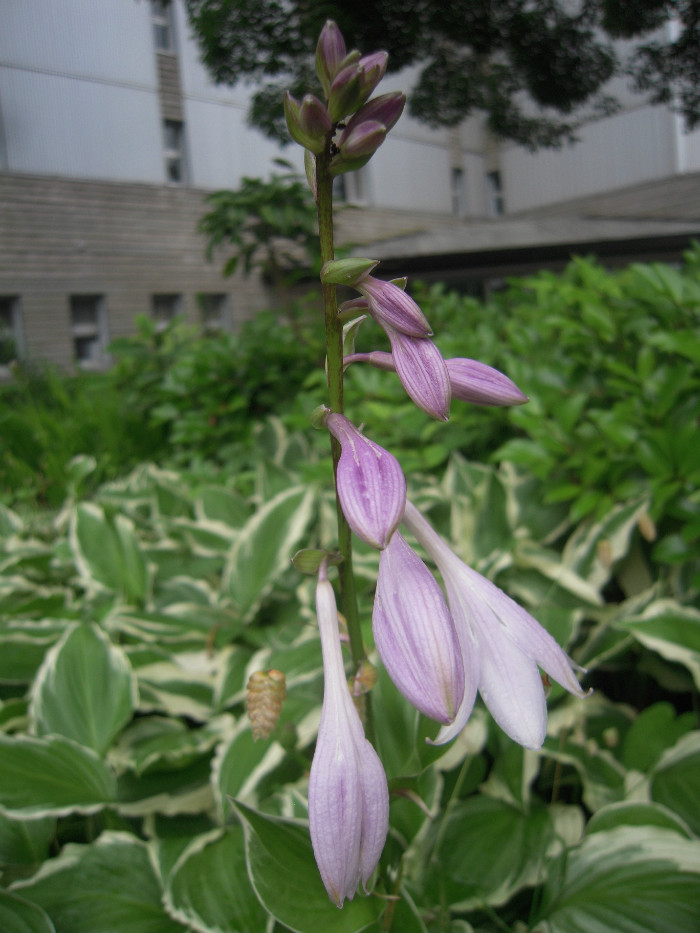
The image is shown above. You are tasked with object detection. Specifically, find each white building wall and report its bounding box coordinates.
[501,104,678,213]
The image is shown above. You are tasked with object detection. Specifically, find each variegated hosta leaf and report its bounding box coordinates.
[164,827,267,933]
[616,599,700,690]
[69,503,148,603]
[533,826,700,933]
[11,832,183,933]
[223,485,315,622]
[30,623,137,757]
[0,891,55,933]
[0,734,117,818]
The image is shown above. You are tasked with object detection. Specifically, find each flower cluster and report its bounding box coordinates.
[285,20,588,908]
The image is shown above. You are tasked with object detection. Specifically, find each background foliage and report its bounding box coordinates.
[1,251,699,931]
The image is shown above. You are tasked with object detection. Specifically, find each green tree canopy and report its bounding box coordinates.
[182,0,700,150]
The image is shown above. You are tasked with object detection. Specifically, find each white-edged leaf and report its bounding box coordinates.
[11,831,183,933]
[70,503,148,602]
[30,623,137,756]
[223,486,315,621]
[616,599,700,689]
[534,826,700,933]
[0,890,55,933]
[0,734,116,818]
[164,827,267,933]
[650,731,700,835]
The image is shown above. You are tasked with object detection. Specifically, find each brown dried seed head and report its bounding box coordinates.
[246,669,287,741]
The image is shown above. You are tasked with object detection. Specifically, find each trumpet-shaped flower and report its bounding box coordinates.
[325,411,406,549]
[374,531,465,723]
[309,570,389,907]
[402,500,588,749]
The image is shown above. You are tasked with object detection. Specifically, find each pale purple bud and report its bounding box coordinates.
[385,327,451,421]
[337,120,386,159]
[342,93,406,137]
[374,531,465,723]
[310,571,389,906]
[446,359,528,406]
[356,275,432,337]
[357,52,389,100]
[284,92,331,153]
[316,21,347,97]
[325,412,406,549]
[328,64,365,123]
[402,501,589,749]
[348,351,527,408]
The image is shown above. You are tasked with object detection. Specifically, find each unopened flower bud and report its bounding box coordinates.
[321,257,379,287]
[246,670,286,741]
[343,93,405,137]
[284,92,332,153]
[315,20,348,97]
[330,121,387,175]
[357,275,432,337]
[385,327,451,421]
[324,411,406,550]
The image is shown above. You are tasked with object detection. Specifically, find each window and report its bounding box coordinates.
[486,170,505,216]
[197,293,230,332]
[451,166,467,217]
[163,120,186,183]
[151,0,175,52]
[151,293,182,330]
[333,166,369,204]
[70,295,108,367]
[0,296,23,366]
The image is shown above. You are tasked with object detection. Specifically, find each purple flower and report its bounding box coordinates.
[374,531,465,723]
[356,275,432,337]
[385,327,451,421]
[352,351,528,407]
[284,92,332,153]
[324,411,406,549]
[309,569,389,907]
[402,501,589,748]
[315,20,348,97]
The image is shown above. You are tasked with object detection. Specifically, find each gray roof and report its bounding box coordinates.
[358,172,700,280]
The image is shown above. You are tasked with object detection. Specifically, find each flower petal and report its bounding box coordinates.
[357,276,432,337]
[374,532,464,724]
[446,358,528,406]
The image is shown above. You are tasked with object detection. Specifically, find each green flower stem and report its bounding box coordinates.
[315,148,367,676]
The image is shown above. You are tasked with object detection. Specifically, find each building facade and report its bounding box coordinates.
[1,1,699,369]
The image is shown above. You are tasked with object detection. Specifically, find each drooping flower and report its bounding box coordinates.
[324,411,406,549]
[348,350,528,407]
[402,500,589,748]
[373,530,465,723]
[309,567,389,907]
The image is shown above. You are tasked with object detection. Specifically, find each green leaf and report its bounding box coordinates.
[223,485,315,621]
[164,827,267,933]
[232,801,384,932]
[30,623,137,756]
[586,801,694,838]
[11,832,184,933]
[0,891,55,933]
[616,600,700,690]
[423,795,553,911]
[0,813,56,870]
[650,732,700,835]
[534,826,700,933]
[0,734,117,819]
[70,503,147,603]
[622,701,696,772]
